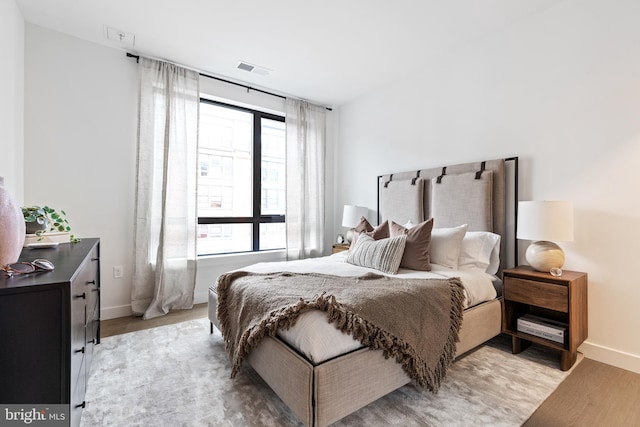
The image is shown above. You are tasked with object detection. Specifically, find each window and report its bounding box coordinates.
[197,100,286,255]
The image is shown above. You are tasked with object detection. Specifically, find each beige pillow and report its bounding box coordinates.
[346,234,407,274]
[390,218,434,271]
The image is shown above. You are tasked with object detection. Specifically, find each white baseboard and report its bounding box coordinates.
[579,341,640,374]
[194,291,208,305]
[101,294,209,321]
[100,251,281,321]
[101,304,133,320]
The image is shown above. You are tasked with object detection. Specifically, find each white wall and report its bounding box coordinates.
[24,24,139,319]
[24,24,336,318]
[335,0,640,373]
[0,0,24,199]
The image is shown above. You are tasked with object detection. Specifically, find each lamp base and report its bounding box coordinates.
[345,228,356,244]
[525,241,565,273]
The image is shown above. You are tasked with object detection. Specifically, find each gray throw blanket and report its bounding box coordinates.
[217,271,465,392]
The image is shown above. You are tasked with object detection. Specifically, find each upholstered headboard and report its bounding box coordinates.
[377,158,518,273]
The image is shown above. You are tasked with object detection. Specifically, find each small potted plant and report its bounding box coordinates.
[22,205,79,242]
[22,206,49,234]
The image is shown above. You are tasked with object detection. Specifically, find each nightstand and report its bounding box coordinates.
[502,266,588,370]
[332,244,350,254]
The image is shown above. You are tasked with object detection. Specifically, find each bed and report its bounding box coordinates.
[209,157,518,426]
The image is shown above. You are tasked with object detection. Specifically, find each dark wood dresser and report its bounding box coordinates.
[0,238,100,427]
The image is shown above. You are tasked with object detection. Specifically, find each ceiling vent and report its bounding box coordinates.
[237,61,271,76]
[104,26,135,47]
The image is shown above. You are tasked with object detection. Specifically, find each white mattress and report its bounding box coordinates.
[238,252,497,364]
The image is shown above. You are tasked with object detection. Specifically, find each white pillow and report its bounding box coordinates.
[430,224,468,269]
[458,231,501,274]
[487,239,501,275]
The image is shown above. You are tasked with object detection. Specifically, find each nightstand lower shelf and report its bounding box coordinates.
[503,330,577,370]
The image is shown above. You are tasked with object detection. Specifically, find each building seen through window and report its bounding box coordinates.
[197,100,285,255]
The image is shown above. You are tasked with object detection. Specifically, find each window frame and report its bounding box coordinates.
[197,99,285,255]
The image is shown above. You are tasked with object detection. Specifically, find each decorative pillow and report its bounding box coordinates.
[430,224,468,269]
[367,220,389,240]
[351,220,389,247]
[346,234,407,274]
[458,231,501,274]
[354,216,374,233]
[390,218,434,271]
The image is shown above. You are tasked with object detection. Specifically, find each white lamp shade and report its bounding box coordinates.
[517,201,574,242]
[342,205,368,228]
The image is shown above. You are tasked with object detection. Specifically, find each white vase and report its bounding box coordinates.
[0,185,26,266]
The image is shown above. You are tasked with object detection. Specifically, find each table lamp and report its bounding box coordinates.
[517,201,574,275]
[342,205,368,243]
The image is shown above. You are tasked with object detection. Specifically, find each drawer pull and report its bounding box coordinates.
[88,339,95,344]
[75,401,86,409]
[86,280,96,285]
[91,258,99,262]
[75,346,85,354]
[74,293,86,300]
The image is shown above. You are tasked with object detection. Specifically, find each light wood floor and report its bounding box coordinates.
[101,303,209,337]
[101,308,640,426]
[524,357,640,426]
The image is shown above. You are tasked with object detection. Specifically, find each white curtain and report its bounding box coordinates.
[131,58,199,319]
[285,99,326,260]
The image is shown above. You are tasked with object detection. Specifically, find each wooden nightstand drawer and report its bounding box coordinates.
[504,277,568,313]
[332,244,350,254]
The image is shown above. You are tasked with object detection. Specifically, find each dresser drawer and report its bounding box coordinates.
[504,277,568,312]
[70,293,86,393]
[71,355,86,427]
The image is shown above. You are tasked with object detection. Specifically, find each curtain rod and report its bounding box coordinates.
[126,53,332,111]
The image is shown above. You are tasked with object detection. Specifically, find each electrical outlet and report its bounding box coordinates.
[113,265,123,279]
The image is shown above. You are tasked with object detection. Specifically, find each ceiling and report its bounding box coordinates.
[16,0,563,107]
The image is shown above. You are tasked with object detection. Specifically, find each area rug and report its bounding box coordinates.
[81,318,580,427]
